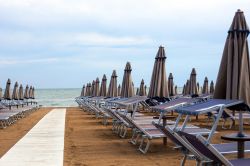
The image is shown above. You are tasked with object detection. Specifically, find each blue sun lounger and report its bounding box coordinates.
[178,131,250,165]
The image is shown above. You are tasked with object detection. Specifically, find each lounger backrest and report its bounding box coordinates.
[178,131,223,164]
[153,123,183,147]
[117,112,133,125]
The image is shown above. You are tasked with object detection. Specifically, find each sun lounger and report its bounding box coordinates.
[178,131,250,165]
[174,99,249,143]
[208,110,250,129]
[151,97,200,124]
[117,111,211,154]
[0,104,38,128]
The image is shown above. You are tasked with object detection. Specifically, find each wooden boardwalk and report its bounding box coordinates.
[0,108,66,166]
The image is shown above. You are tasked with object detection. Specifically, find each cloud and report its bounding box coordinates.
[0,57,59,66]
[0,0,249,88]
[0,31,153,50]
[0,0,249,30]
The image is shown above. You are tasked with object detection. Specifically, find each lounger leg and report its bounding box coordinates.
[130,129,141,145]
[0,121,3,129]
[117,124,122,134]
[102,116,108,125]
[229,119,234,129]
[222,119,227,129]
[196,160,201,166]
[120,126,127,138]
[139,136,150,154]
[180,155,187,166]
[119,125,124,136]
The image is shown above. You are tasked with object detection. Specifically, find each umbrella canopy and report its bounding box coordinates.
[95,78,100,97]
[174,85,178,95]
[189,68,198,95]
[185,80,190,95]
[4,79,11,100]
[80,85,85,97]
[31,87,35,99]
[91,80,95,96]
[85,83,91,96]
[214,10,250,105]
[168,73,174,96]
[132,82,135,96]
[202,77,209,94]
[117,84,121,96]
[120,62,134,98]
[12,81,19,100]
[0,88,2,100]
[19,84,24,100]
[136,88,139,95]
[85,84,88,96]
[197,82,200,94]
[107,70,118,97]
[99,74,107,97]
[148,46,169,98]
[24,85,29,99]
[182,84,186,95]
[139,79,146,96]
[210,81,215,94]
[29,86,33,99]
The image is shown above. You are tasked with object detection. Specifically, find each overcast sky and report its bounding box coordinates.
[0,0,249,88]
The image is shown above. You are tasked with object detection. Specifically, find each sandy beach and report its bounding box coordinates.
[1,107,250,165]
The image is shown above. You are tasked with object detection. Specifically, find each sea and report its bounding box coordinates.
[36,88,80,107]
[35,87,183,107]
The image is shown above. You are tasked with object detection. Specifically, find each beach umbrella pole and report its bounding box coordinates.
[238,112,245,137]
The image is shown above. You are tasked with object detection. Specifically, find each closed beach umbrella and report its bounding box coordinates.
[12,81,19,100]
[0,88,2,100]
[29,86,33,99]
[144,85,147,96]
[197,83,200,94]
[91,80,95,96]
[174,85,178,95]
[189,68,198,95]
[99,74,107,97]
[136,88,139,95]
[19,84,24,100]
[132,82,135,96]
[24,85,29,99]
[148,46,169,98]
[4,79,11,100]
[85,84,88,96]
[95,78,100,97]
[89,83,92,96]
[120,62,134,98]
[107,70,118,97]
[185,80,190,95]
[117,84,121,96]
[32,87,35,99]
[210,81,215,94]
[139,79,146,96]
[85,83,90,96]
[202,77,209,94]
[168,73,174,96]
[81,85,85,97]
[214,10,250,106]
[182,84,186,95]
